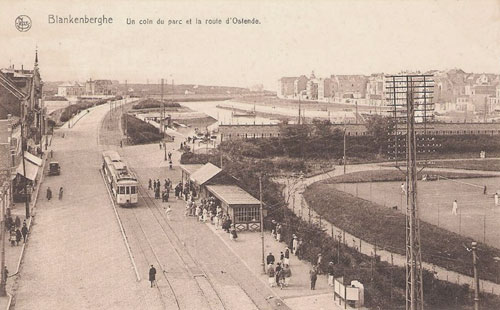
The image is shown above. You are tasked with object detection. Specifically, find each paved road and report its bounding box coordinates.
[13,103,164,310]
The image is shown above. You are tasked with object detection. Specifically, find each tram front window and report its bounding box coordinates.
[119,187,125,194]
[131,186,136,194]
[126,187,130,194]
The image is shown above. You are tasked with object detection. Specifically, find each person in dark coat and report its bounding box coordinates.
[149,265,157,287]
[266,252,275,265]
[15,228,22,246]
[148,179,152,190]
[14,216,21,229]
[46,187,52,200]
[310,266,318,290]
[21,223,28,243]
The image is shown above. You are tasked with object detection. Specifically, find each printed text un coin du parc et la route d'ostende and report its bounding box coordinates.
[47,14,260,26]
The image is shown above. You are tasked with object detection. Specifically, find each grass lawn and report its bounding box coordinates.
[304,178,500,284]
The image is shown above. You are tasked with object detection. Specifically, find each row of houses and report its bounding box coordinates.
[57,79,117,98]
[0,51,46,211]
[278,71,385,107]
[278,70,500,115]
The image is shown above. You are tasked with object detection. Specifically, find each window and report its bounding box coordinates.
[126,186,130,194]
[131,186,136,194]
[234,207,260,223]
[119,187,125,194]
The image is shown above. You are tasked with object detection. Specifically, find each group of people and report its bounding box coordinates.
[46,186,64,201]
[266,250,292,289]
[149,178,172,202]
[175,181,196,201]
[5,215,28,246]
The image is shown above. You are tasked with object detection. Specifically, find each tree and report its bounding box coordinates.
[365,115,392,155]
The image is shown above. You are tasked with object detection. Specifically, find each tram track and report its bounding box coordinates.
[135,180,228,310]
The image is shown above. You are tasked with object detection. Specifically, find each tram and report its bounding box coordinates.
[102,150,138,207]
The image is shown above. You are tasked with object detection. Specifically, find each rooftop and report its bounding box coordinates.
[206,184,261,206]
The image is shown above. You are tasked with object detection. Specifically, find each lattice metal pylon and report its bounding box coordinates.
[386,74,434,310]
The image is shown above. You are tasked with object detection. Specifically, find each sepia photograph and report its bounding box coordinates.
[1,0,500,309]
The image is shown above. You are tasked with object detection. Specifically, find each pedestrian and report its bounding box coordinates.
[276,224,282,242]
[5,216,12,232]
[266,252,275,266]
[148,179,152,190]
[278,266,286,289]
[59,187,64,200]
[202,208,208,223]
[495,192,499,207]
[280,251,284,265]
[15,228,22,246]
[282,264,292,287]
[9,229,15,246]
[292,235,299,255]
[164,179,168,190]
[159,142,162,149]
[327,262,335,286]
[267,264,275,287]
[14,216,21,229]
[149,265,157,287]
[168,152,172,161]
[271,220,277,238]
[484,185,487,195]
[165,205,172,221]
[21,223,28,243]
[316,253,323,274]
[169,160,173,169]
[284,247,290,265]
[230,225,238,241]
[310,266,318,290]
[275,263,282,287]
[452,199,458,215]
[401,182,406,194]
[46,187,52,200]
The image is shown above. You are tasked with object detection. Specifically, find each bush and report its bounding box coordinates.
[123,114,163,144]
[132,98,181,109]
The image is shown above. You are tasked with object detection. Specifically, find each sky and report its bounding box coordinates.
[1,0,500,90]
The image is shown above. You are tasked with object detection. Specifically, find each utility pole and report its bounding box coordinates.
[472,241,480,310]
[343,128,347,174]
[259,176,265,274]
[161,78,164,135]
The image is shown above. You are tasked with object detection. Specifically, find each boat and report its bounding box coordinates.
[232,110,256,117]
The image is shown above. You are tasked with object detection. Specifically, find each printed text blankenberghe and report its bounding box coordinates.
[48,15,113,26]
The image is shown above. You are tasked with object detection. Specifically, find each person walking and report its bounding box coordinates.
[14,216,21,229]
[282,264,292,287]
[316,253,323,274]
[275,263,282,288]
[46,187,52,200]
[21,223,28,243]
[267,264,275,287]
[292,236,299,256]
[15,228,22,246]
[230,225,238,241]
[495,192,499,207]
[276,224,282,242]
[148,179,152,190]
[168,152,172,161]
[284,247,290,265]
[280,251,284,265]
[149,265,157,287]
[327,261,335,286]
[266,252,275,266]
[309,266,318,290]
[164,205,172,221]
[452,199,458,215]
[59,187,64,200]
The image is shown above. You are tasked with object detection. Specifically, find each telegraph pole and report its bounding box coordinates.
[343,127,347,174]
[259,176,265,274]
[472,242,480,310]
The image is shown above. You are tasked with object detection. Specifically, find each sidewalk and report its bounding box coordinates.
[0,135,52,310]
[204,218,345,310]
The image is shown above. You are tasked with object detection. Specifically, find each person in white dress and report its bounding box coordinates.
[452,200,458,215]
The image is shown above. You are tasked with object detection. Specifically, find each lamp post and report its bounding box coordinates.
[472,242,480,310]
[343,127,347,174]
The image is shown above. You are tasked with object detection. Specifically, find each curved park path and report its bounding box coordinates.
[13,100,165,310]
[278,162,500,296]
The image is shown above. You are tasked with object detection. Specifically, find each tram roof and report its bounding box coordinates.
[102,150,121,162]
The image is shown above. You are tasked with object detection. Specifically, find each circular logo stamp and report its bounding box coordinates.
[15,15,32,32]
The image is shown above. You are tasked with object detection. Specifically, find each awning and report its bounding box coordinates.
[24,151,42,166]
[15,160,39,181]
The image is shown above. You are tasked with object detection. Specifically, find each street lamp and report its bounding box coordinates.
[343,127,347,174]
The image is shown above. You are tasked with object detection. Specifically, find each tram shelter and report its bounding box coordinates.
[205,184,264,231]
